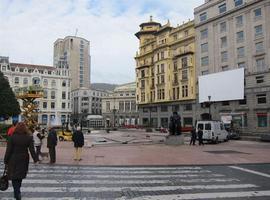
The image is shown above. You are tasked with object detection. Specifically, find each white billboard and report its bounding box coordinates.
[199,68,244,103]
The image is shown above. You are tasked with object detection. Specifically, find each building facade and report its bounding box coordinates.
[135,17,196,128]
[102,82,139,127]
[194,0,270,134]
[71,87,108,126]
[0,56,71,126]
[53,36,91,90]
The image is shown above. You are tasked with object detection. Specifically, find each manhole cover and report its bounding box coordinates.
[204,150,250,154]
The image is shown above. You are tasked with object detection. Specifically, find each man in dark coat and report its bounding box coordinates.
[197,127,204,146]
[169,112,182,135]
[4,122,38,200]
[72,127,84,161]
[47,127,58,164]
[190,127,197,145]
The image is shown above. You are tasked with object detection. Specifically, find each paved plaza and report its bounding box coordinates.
[1,129,270,199]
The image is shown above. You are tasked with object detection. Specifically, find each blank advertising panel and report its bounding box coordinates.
[199,68,244,103]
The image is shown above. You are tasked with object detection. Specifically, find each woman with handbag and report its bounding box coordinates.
[4,122,38,200]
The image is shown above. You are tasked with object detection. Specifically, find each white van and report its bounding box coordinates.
[196,120,229,143]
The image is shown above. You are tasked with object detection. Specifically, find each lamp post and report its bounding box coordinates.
[208,95,211,120]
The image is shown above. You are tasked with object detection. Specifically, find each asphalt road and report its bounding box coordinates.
[0,162,270,199]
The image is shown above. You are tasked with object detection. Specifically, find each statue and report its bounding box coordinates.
[169,112,181,135]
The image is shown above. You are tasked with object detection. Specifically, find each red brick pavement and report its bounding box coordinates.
[1,139,269,166]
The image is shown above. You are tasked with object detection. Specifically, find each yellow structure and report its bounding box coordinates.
[135,17,196,128]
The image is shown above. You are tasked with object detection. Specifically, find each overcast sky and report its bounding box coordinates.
[0,0,204,84]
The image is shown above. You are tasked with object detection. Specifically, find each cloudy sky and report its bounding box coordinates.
[0,0,204,84]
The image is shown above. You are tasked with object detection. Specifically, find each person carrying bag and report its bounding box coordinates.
[0,165,9,191]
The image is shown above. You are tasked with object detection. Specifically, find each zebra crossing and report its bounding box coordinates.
[0,163,270,199]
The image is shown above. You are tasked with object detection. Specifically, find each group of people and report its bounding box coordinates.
[190,127,204,146]
[3,121,84,200]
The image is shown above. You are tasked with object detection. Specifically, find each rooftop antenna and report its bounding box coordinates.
[75,28,78,37]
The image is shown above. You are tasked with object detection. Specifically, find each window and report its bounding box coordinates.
[106,101,110,112]
[43,79,48,86]
[62,80,66,87]
[256,76,264,84]
[205,123,211,130]
[201,56,209,66]
[257,113,267,127]
[51,80,56,87]
[184,104,192,111]
[182,69,188,80]
[221,36,227,48]
[236,31,244,43]
[222,65,229,71]
[14,77,19,84]
[51,102,55,109]
[219,4,226,14]
[236,15,243,27]
[173,61,178,71]
[257,94,266,104]
[161,106,168,112]
[43,90,47,99]
[62,103,66,109]
[256,58,265,72]
[238,62,245,69]
[182,85,188,97]
[234,0,243,7]
[181,57,188,68]
[220,22,226,33]
[254,8,262,18]
[51,91,55,99]
[32,77,40,85]
[200,12,207,22]
[221,51,228,62]
[23,78,28,85]
[125,101,130,111]
[201,43,208,53]
[62,91,66,99]
[1,66,6,71]
[200,29,208,39]
[43,102,47,109]
[255,42,263,53]
[255,25,263,37]
[239,96,246,105]
[141,80,145,88]
[237,47,245,58]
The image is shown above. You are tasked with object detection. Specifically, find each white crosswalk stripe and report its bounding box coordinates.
[0,163,269,199]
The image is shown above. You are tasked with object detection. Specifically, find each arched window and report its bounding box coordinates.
[32,77,40,85]
[62,80,66,87]
[43,79,48,86]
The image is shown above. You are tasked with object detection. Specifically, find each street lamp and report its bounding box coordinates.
[208,95,211,120]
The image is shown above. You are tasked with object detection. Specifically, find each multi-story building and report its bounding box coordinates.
[0,56,71,126]
[53,36,91,90]
[194,0,270,134]
[135,17,196,128]
[71,87,108,126]
[102,82,139,127]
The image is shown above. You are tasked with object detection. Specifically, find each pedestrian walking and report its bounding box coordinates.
[72,127,84,161]
[169,112,182,135]
[33,127,44,161]
[47,127,57,164]
[197,127,204,146]
[190,127,197,145]
[4,122,38,200]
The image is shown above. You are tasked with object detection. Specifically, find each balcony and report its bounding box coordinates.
[173,47,194,58]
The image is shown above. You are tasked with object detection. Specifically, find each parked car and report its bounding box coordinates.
[196,120,229,143]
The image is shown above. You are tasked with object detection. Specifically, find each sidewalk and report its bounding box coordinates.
[0,129,270,166]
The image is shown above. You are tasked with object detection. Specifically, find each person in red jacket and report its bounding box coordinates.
[7,121,18,137]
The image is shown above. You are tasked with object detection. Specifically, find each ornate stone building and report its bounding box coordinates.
[0,56,71,126]
[135,17,196,128]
